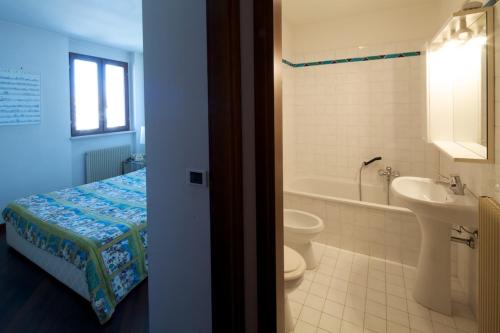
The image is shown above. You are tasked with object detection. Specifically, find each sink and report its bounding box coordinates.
[391,177,478,315]
[392,177,477,227]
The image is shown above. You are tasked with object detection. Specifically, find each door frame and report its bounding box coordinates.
[206,0,284,332]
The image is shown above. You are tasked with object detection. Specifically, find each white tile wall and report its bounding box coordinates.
[284,43,440,186]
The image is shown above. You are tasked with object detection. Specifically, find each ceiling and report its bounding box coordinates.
[0,0,142,52]
[284,0,441,24]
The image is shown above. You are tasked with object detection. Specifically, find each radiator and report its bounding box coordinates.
[479,197,500,333]
[85,145,131,183]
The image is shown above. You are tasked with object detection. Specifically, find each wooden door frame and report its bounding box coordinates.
[206,0,283,332]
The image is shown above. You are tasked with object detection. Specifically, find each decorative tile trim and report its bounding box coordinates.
[282,51,421,68]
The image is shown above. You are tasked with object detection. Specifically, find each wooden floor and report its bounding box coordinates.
[0,226,149,333]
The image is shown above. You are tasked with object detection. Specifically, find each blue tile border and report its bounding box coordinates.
[282,51,422,68]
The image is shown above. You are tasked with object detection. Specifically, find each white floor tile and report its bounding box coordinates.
[368,270,386,282]
[387,295,407,312]
[343,307,365,327]
[348,284,367,298]
[432,322,458,333]
[346,294,365,311]
[366,301,387,320]
[299,279,313,292]
[387,321,410,333]
[407,300,430,319]
[364,313,387,333]
[290,289,308,304]
[387,284,406,298]
[300,306,322,326]
[453,317,477,333]
[341,320,364,333]
[294,320,317,333]
[430,311,455,328]
[319,313,342,333]
[310,282,330,297]
[330,278,349,292]
[305,293,326,311]
[323,300,344,318]
[367,278,386,293]
[386,274,405,287]
[409,315,434,333]
[367,288,386,305]
[286,244,476,333]
[387,307,409,327]
[315,272,333,286]
[328,288,347,305]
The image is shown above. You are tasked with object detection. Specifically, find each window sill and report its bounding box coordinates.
[70,130,136,141]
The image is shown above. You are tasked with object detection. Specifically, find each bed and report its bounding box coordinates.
[1,168,147,324]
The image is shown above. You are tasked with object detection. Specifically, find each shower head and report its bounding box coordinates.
[363,156,382,166]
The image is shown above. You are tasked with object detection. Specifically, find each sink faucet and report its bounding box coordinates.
[440,174,466,195]
[449,175,466,195]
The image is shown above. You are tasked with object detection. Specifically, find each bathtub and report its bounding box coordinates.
[284,177,422,266]
[285,177,411,212]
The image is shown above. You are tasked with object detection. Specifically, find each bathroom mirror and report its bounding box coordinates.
[427,7,494,162]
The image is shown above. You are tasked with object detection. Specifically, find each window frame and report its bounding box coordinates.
[69,52,130,137]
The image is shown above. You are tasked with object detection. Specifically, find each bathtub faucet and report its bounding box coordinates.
[378,166,400,180]
[378,166,400,205]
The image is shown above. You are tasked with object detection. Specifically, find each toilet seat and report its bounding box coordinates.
[284,246,306,281]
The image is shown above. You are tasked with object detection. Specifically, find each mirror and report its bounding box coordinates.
[427,8,494,162]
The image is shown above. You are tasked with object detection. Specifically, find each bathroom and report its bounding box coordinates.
[281,0,497,332]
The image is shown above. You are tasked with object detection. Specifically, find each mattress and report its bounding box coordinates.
[2,168,147,324]
[6,223,90,300]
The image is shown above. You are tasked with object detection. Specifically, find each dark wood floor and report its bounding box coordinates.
[0,225,149,333]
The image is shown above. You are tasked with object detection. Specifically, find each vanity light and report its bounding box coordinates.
[455,16,474,41]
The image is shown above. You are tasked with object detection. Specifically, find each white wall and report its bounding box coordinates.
[0,21,72,210]
[286,3,444,63]
[143,0,212,331]
[0,20,146,208]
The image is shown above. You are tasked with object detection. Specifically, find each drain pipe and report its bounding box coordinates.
[451,226,478,249]
[359,157,382,201]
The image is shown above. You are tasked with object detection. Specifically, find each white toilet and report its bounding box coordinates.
[284,209,324,269]
[284,245,306,333]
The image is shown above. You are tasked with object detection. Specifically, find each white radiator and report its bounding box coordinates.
[85,145,131,183]
[479,197,500,332]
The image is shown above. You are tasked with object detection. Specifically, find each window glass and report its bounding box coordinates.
[105,64,126,128]
[73,59,99,131]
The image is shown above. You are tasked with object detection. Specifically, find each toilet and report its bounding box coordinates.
[284,209,324,269]
[284,245,306,333]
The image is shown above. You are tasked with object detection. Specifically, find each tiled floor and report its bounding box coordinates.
[289,243,478,333]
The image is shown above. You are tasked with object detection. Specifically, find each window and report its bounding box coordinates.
[69,53,130,136]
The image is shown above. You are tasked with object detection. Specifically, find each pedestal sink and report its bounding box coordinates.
[391,177,477,315]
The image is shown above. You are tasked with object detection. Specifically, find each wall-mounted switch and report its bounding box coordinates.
[186,169,208,187]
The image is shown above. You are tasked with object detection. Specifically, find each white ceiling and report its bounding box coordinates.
[284,0,441,24]
[0,0,143,52]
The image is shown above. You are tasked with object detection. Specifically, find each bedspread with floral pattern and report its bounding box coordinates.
[1,168,147,324]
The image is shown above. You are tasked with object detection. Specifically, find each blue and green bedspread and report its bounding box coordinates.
[1,168,147,324]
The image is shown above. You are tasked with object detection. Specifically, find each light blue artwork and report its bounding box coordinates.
[0,69,41,125]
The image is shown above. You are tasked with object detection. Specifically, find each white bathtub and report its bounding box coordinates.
[284,177,421,266]
[285,177,411,213]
